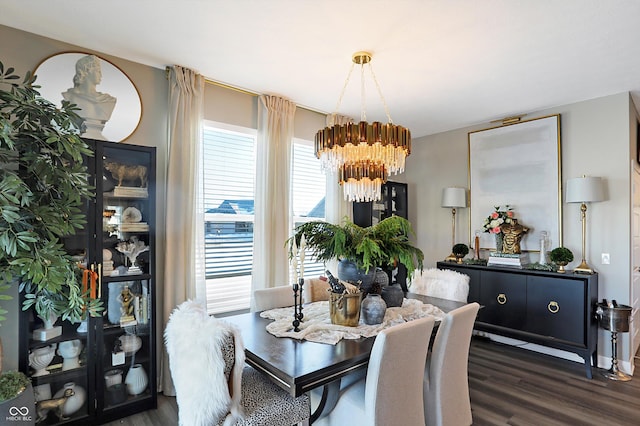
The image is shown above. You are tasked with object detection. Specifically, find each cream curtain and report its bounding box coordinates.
[250,95,296,309]
[325,113,353,225]
[160,65,205,395]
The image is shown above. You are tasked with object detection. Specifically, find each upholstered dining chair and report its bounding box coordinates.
[410,268,470,302]
[165,300,311,426]
[303,277,331,303]
[423,302,480,426]
[314,316,435,426]
[252,285,294,312]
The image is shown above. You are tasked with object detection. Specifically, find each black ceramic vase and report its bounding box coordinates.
[337,259,376,294]
[381,283,404,308]
[361,293,387,325]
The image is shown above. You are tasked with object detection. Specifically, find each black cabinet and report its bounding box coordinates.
[353,181,408,227]
[19,140,157,424]
[437,262,598,378]
[353,181,409,290]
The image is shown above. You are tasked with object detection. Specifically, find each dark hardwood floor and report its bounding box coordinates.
[109,337,640,425]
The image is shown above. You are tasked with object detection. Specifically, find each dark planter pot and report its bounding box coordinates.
[337,259,376,294]
[381,283,404,308]
[0,382,36,425]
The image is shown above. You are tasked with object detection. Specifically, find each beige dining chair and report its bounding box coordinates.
[314,316,435,426]
[252,285,294,312]
[423,302,480,426]
[165,300,310,426]
[410,268,470,302]
[303,277,331,303]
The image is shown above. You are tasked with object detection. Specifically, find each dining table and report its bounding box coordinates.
[224,292,467,423]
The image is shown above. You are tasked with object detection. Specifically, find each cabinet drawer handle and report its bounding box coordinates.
[497,293,507,305]
[548,301,559,314]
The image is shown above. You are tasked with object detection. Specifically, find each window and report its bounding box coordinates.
[202,126,326,314]
[202,123,256,314]
[291,139,326,279]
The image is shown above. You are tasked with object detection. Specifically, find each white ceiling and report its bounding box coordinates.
[3,0,640,138]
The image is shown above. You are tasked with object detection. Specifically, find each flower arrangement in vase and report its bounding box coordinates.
[483,205,515,252]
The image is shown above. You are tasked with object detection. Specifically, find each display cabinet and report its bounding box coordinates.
[352,180,408,227]
[353,181,409,290]
[19,140,157,425]
[437,262,598,379]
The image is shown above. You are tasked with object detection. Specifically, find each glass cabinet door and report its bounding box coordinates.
[96,142,156,416]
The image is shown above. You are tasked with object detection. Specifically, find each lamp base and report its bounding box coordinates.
[603,369,632,381]
[444,253,458,262]
[573,260,595,274]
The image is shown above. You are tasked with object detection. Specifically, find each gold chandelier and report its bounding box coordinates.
[315,51,411,202]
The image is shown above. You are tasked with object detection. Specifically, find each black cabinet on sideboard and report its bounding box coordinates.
[354,181,409,290]
[437,262,599,379]
[19,140,157,425]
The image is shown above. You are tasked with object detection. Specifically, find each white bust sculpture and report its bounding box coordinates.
[58,339,83,371]
[61,54,117,140]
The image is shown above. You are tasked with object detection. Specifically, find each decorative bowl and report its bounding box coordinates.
[118,334,142,356]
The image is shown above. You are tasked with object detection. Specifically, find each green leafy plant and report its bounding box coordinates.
[288,216,424,276]
[0,371,29,402]
[0,61,102,323]
[550,247,574,264]
[452,243,470,257]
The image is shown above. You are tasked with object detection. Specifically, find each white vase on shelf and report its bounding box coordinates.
[29,344,56,376]
[53,382,87,416]
[125,364,148,396]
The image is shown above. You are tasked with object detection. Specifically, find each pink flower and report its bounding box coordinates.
[507,211,514,218]
[491,212,499,219]
[491,226,501,234]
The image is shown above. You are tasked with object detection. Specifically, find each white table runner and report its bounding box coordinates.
[260,298,445,345]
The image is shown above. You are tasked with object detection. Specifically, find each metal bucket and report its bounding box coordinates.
[329,292,362,327]
[596,304,632,332]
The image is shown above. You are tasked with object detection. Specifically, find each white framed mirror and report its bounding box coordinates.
[34,51,142,142]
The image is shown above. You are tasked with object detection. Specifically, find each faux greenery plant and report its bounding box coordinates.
[550,247,574,264]
[288,216,424,275]
[0,61,101,323]
[0,370,29,402]
[452,243,470,257]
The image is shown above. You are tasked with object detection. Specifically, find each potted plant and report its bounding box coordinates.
[0,61,102,324]
[452,243,470,263]
[288,216,424,292]
[0,370,34,424]
[550,247,574,273]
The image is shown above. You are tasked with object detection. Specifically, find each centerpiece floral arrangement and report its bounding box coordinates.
[483,205,515,234]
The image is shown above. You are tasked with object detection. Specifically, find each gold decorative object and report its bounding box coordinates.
[500,219,529,254]
[329,292,362,327]
[315,51,411,202]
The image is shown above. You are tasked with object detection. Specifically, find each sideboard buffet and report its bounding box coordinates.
[437,262,599,379]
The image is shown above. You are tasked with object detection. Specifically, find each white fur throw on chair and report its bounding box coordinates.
[410,268,470,302]
[165,300,245,426]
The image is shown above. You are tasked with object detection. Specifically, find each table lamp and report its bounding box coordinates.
[565,176,604,274]
[441,187,467,262]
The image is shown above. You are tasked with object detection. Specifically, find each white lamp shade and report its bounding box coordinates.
[441,187,467,208]
[565,176,605,203]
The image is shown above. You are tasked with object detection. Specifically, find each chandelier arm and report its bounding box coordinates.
[331,62,357,126]
[367,62,394,124]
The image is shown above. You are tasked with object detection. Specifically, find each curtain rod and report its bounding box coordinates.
[166,67,326,115]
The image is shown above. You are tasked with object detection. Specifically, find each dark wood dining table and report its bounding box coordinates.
[224,293,466,423]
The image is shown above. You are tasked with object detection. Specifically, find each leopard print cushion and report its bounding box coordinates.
[216,366,310,426]
[220,333,235,383]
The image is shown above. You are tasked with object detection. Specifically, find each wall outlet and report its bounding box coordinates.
[602,253,610,264]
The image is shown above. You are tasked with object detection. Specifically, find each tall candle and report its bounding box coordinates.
[291,237,298,284]
[299,235,306,279]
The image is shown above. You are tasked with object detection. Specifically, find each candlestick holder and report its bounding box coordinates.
[292,278,304,331]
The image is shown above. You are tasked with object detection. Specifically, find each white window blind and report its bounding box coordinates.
[203,123,256,314]
[292,140,326,279]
